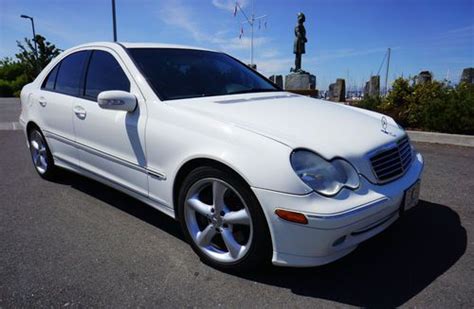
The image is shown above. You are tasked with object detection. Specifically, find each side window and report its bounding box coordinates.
[84,50,130,99]
[41,64,60,90]
[55,51,88,96]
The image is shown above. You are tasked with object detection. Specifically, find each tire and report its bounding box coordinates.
[28,128,57,180]
[178,166,272,272]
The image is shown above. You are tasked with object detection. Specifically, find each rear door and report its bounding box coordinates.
[72,49,148,196]
[37,51,89,166]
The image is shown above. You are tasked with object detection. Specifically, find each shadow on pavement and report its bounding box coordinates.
[237,200,467,307]
[53,169,184,241]
[52,170,466,307]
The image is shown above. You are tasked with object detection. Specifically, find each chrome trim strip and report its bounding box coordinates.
[350,209,398,235]
[307,197,389,219]
[214,94,299,104]
[147,168,167,180]
[54,155,170,208]
[44,130,167,181]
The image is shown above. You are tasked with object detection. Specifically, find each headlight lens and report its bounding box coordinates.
[290,150,359,196]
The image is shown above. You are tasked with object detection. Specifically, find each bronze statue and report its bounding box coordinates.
[291,12,307,73]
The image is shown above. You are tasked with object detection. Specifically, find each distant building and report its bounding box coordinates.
[461,68,474,84]
[328,79,345,102]
[416,71,432,85]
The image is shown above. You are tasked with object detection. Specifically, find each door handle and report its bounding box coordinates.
[38,97,47,107]
[73,105,87,119]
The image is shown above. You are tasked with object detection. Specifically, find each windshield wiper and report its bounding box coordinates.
[226,88,280,95]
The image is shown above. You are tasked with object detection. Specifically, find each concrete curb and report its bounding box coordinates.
[407,130,474,147]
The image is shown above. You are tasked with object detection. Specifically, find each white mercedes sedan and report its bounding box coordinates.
[19,42,424,270]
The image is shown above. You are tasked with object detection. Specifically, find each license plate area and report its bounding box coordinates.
[401,180,421,214]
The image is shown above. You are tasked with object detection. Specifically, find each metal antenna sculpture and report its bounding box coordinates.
[233,1,267,66]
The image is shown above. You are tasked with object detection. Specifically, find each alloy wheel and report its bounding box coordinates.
[184,178,253,263]
[29,130,48,174]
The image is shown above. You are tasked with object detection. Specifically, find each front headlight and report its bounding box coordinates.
[290,150,359,196]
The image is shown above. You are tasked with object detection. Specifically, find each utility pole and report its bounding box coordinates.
[235,1,267,66]
[20,15,38,59]
[112,0,117,41]
[384,47,391,95]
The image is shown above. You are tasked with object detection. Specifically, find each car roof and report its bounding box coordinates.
[121,42,214,51]
[71,41,216,52]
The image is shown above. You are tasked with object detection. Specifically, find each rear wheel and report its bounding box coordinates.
[178,166,271,271]
[28,128,57,179]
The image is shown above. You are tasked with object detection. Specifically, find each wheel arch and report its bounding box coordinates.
[26,121,41,135]
[172,157,252,219]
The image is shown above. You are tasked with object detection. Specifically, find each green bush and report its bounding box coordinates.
[421,83,474,134]
[0,58,24,81]
[357,77,474,135]
[0,79,14,97]
[358,95,382,111]
[0,59,29,97]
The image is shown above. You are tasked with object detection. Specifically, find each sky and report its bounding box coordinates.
[0,0,473,90]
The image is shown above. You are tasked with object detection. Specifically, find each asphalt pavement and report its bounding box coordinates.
[0,97,20,123]
[0,99,473,308]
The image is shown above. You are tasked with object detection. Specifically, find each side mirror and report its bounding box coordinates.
[97,90,137,112]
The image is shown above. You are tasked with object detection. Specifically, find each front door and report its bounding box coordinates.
[72,49,148,196]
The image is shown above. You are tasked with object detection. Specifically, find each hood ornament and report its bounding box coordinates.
[381,116,396,137]
[381,116,388,133]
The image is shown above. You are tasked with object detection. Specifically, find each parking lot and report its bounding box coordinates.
[1,99,473,307]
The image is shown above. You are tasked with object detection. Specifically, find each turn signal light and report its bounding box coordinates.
[275,209,308,225]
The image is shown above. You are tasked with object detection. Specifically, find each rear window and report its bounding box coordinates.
[55,51,89,96]
[42,64,60,90]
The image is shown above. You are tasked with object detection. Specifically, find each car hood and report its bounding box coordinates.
[169,92,406,180]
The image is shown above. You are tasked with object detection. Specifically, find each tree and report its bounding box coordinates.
[0,34,61,97]
[0,58,25,81]
[385,77,412,108]
[15,34,61,80]
[0,58,28,97]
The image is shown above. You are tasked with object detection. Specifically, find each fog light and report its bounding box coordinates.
[332,235,346,247]
[275,209,308,224]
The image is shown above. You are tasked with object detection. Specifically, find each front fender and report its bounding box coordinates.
[145,103,311,209]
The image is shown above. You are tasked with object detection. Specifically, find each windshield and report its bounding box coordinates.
[128,48,279,100]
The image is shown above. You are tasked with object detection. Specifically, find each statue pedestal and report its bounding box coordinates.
[285,72,316,90]
[284,72,317,97]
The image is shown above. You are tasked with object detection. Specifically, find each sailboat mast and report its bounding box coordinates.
[384,48,391,95]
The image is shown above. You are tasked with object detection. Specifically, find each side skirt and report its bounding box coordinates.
[54,156,177,220]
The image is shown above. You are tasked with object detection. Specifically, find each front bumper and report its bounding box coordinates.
[252,152,424,267]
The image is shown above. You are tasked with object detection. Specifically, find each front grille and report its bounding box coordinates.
[370,136,413,182]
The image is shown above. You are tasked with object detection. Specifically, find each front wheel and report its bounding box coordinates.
[178,166,271,271]
[28,128,57,179]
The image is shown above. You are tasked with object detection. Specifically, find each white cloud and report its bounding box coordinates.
[212,0,248,11]
[157,0,271,56]
[259,49,280,59]
[315,47,390,62]
[217,36,270,51]
[158,0,207,42]
[443,24,474,36]
[431,24,474,48]
[257,57,293,76]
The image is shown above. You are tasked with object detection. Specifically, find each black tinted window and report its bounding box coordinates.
[42,64,59,90]
[55,51,88,96]
[128,48,278,100]
[84,50,130,99]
